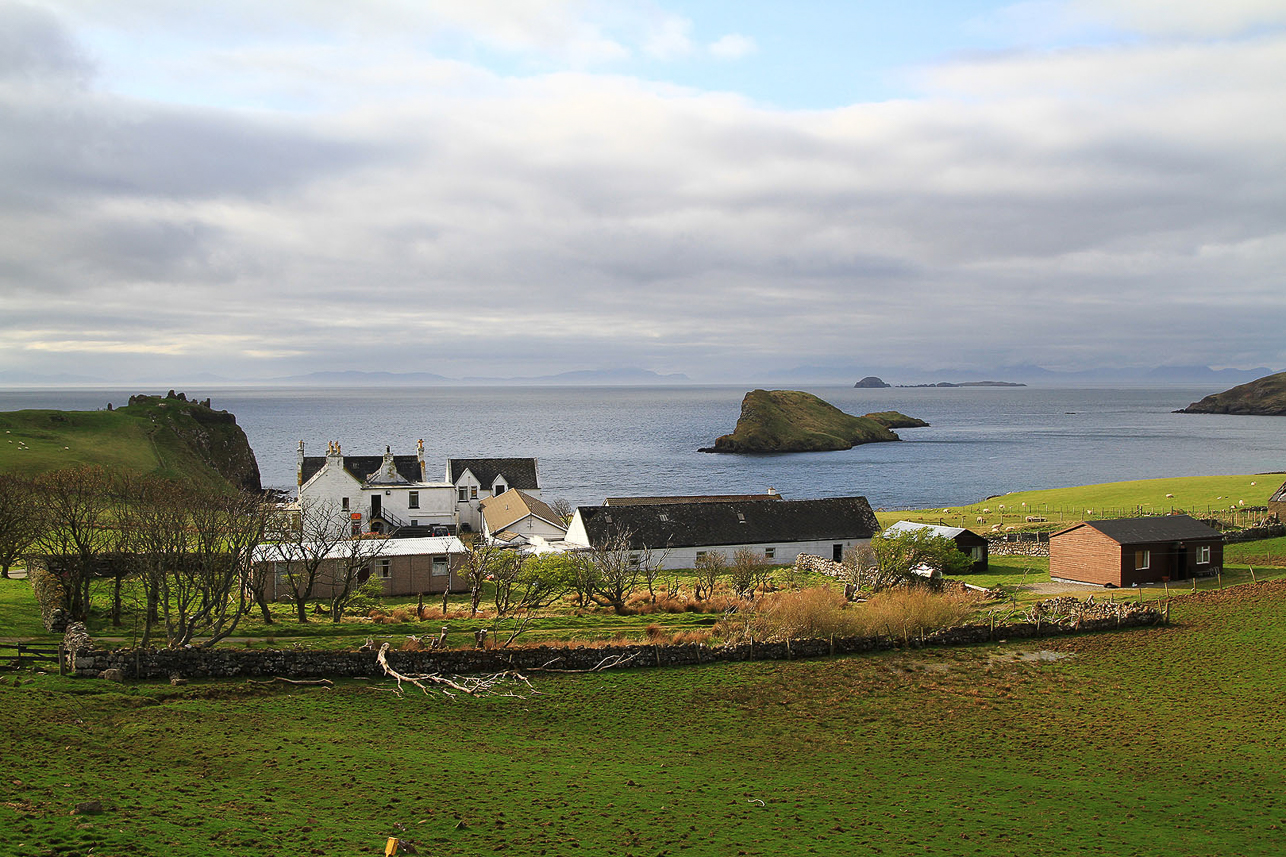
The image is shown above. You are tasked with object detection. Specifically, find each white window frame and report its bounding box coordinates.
[458,487,469,503]
[378,558,392,579]
[341,497,349,511]
[1197,545,1211,564]
[431,556,449,577]
[764,547,775,560]
[408,491,419,509]
[470,486,478,500]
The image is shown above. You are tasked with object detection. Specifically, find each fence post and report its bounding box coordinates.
[58,642,65,677]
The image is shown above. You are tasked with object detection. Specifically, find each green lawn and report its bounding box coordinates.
[2,581,1284,856]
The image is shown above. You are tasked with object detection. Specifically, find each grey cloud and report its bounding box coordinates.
[0,2,91,82]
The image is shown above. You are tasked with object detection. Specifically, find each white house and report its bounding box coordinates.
[297,441,456,535]
[447,458,542,533]
[564,496,881,570]
[480,489,568,548]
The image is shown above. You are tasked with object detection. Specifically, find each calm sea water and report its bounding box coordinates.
[1,386,1281,509]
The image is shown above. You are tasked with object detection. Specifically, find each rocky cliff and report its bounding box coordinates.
[1177,371,1286,416]
[699,390,927,453]
[121,393,262,490]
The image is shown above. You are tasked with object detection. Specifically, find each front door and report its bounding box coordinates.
[371,494,382,519]
[833,544,843,562]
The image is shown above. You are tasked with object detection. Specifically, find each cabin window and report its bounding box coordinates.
[378,559,392,579]
[971,546,985,561]
[458,487,469,503]
[1197,545,1211,564]
[432,556,449,577]
[1135,550,1150,570]
[408,491,419,509]
[341,497,349,511]
[764,547,775,560]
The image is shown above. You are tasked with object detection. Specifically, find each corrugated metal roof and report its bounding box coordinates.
[254,536,465,563]
[884,520,971,539]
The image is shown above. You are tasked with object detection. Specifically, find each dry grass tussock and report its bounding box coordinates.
[623,590,742,615]
[720,585,981,643]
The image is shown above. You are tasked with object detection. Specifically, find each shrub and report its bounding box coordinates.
[854,587,979,641]
[746,586,864,642]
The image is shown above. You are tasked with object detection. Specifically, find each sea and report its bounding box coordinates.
[0,386,1281,510]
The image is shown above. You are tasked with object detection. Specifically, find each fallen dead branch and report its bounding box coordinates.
[531,652,640,673]
[375,643,536,699]
[247,677,334,688]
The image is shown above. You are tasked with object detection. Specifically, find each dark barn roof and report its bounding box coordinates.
[1270,480,1286,503]
[605,494,782,506]
[301,455,423,486]
[575,497,879,551]
[1054,514,1224,545]
[448,458,540,490]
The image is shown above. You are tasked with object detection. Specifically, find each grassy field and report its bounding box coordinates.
[878,473,1282,530]
[2,581,1285,856]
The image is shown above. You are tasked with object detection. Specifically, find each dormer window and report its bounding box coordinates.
[495,484,506,495]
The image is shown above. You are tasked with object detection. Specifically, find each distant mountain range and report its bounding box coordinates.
[772,364,1282,387]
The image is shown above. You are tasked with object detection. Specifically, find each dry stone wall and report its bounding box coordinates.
[62,600,1163,681]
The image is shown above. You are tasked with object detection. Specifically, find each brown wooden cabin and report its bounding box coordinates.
[1049,515,1223,587]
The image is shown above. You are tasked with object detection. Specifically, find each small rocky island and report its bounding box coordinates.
[854,376,891,388]
[1176,371,1286,416]
[699,390,928,453]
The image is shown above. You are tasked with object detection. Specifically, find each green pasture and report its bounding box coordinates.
[879,472,1281,529]
[3,581,1285,856]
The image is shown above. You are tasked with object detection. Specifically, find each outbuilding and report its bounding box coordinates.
[882,520,989,572]
[1049,515,1223,587]
[1269,480,1286,522]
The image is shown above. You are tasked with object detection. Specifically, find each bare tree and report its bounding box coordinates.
[265,501,351,623]
[459,538,505,617]
[128,477,191,647]
[549,497,575,525]
[34,466,116,621]
[729,548,772,599]
[0,473,40,579]
[693,551,727,601]
[325,535,388,622]
[160,488,269,648]
[577,529,649,614]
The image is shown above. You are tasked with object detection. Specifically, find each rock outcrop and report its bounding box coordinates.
[700,389,926,453]
[1177,371,1286,416]
[854,376,891,388]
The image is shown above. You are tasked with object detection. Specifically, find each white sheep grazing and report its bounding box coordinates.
[1165,493,1174,498]
[977,516,985,523]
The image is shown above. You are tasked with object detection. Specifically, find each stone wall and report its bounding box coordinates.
[987,540,1050,557]
[63,599,1163,681]
[1223,522,1286,544]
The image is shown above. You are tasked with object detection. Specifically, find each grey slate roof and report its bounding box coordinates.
[448,458,540,490]
[301,455,422,486]
[605,494,782,506]
[575,497,879,551]
[1270,480,1286,503]
[1061,514,1224,545]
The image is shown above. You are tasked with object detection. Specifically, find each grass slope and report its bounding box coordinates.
[1180,370,1286,415]
[2,582,1285,856]
[880,473,1281,529]
[0,396,259,491]
[706,389,916,452]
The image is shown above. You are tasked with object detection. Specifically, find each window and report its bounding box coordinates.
[629,552,641,568]
[971,546,985,561]
[495,484,506,495]
[410,519,418,527]
[470,486,478,500]
[273,562,288,585]
[1135,550,1150,570]
[432,556,449,577]
[458,487,469,503]
[408,491,419,509]
[378,559,392,579]
[341,497,349,511]
[695,550,707,562]
[1197,545,1211,564]
[764,547,775,560]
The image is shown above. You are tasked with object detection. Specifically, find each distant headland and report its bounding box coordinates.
[853,376,1023,388]
[1176,371,1286,416]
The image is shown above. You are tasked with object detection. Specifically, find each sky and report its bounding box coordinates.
[1,0,1284,383]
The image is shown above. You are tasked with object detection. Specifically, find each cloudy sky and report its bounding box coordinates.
[1,0,1284,383]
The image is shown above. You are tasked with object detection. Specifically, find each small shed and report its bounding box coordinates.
[882,520,989,572]
[1049,515,1223,587]
[1269,480,1286,522]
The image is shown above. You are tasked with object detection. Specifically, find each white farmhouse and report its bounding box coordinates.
[480,489,568,548]
[297,440,456,535]
[447,458,542,533]
[564,496,880,570]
